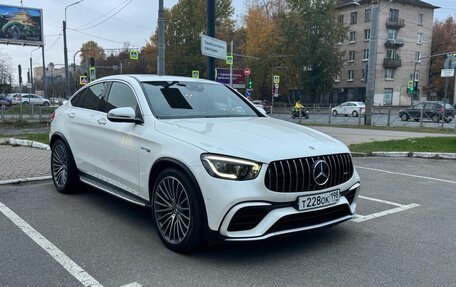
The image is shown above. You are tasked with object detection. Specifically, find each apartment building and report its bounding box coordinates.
[335,0,437,106]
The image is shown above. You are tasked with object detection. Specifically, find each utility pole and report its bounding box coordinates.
[63,20,69,99]
[41,45,47,98]
[157,0,165,75]
[207,0,215,81]
[29,57,34,93]
[229,40,233,87]
[365,0,379,126]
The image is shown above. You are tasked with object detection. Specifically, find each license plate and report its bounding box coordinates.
[297,190,340,211]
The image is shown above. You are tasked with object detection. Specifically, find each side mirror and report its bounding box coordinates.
[107,107,139,123]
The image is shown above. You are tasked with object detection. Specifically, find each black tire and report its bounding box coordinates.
[352,110,359,117]
[43,101,50,106]
[51,139,80,194]
[152,168,205,253]
[291,113,296,119]
[400,113,408,121]
[431,114,440,123]
[332,110,338,117]
[23,101,29,105]
[444,116,453,123]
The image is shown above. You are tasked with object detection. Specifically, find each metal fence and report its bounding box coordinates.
[0,104,57,123]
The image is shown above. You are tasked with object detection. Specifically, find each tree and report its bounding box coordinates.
[281,0,347,103]
[79,40,106,66]
[427,16,456,102]
[0,50,13,93]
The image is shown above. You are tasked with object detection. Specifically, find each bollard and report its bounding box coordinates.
[420,106,424,128]
[387,108,391,127]
[328,105,332,125]
[358,107,362,126]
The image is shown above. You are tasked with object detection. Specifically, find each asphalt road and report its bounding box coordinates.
[0,157,455,287]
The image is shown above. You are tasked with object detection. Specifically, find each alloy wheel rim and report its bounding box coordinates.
[52,145,68,188]
[154,176,191,244]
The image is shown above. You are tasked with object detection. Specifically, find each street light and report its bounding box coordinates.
[63,0,85,99]
[30,46,41,93]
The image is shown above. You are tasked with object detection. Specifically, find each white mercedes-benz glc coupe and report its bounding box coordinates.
[50,75,360,253]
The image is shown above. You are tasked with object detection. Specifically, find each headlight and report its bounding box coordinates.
[201,154,262,180]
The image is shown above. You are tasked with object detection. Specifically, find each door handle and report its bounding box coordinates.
[97,118,107,125]
[68,113,75,119]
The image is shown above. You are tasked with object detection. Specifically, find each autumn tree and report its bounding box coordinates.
[427,16,456,102]
[79,40,106,66]
[281,0,347,103]
[0,50,13,93]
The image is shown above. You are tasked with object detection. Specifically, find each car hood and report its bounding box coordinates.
[154,117,349,163]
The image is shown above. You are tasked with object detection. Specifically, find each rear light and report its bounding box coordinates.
[50,112,55,121]
[440,108,444,113]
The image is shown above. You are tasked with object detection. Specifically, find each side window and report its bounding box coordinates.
[82,83,106,111]
[70,88,87,108]
[104,82,138,113]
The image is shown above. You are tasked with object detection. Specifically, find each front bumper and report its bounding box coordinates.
[192,164,360,241]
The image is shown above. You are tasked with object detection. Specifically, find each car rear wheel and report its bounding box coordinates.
[351,110,359,117]
[23,101,29,105]
[51,140,80,194]
[152,168,205,253]
[43,101,50,106]
[400,113,409,121]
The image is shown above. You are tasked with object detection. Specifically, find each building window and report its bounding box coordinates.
[387,29,396,40]
[383,89,393,105]
[385,69,394,80]
[338,14,344,24]
[411,71,420,81]
[365,9,371,22]
[363,49,369,61]
[364,29,370,40]
[415,51,422,62]
[361,69,366,81]
[348,70,354,81]
[335,72,340,82]
[349,51,355,62]
[417,33,423,44]
[386,49,398,59]
[389,9,399,21]
[418,13,424,25]
[351,12,357,24]
[349,31,356,42]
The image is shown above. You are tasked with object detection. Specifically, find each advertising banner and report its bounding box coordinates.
[216,68,245,89]
[0,4,43,46]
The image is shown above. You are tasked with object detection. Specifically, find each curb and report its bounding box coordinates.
[0,138,50,150]
[0,176,52,185]
[351,151,456,160]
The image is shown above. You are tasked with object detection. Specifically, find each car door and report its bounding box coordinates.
[63,82,107,177]
[338,103,347,115]
[423,102,436,120]
[92,81,142,196]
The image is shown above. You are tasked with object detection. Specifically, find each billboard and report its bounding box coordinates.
[0,4,43,46]
[216,68,245,89]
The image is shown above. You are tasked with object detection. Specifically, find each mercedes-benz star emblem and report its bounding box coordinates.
[312,160,330,186]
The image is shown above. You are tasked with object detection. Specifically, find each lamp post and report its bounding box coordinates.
[63,0,85,99]
[157,0,165,75]
[30,46,41,94]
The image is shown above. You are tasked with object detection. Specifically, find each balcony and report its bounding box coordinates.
[384,38,405,48]
[385,17,405,29]
[383,58,402,69]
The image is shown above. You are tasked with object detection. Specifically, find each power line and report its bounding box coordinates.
[74,0,133,31]
[67,28,138,46]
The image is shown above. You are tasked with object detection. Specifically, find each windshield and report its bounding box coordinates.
[141,81,260,119]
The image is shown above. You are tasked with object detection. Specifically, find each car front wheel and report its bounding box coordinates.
[400,113,409,121]
[152,168,205,253]
[43,101,50,106]
[332,110,338,117]
[431,114,440,123]
[352,110,359,117]
[51,140,80,193]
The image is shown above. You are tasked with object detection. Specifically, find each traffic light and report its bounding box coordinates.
[409,85,414,94]
[248,76,253,89]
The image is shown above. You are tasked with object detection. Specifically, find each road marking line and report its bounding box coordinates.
[359,195,403,207]
[353,203,420,223]
[0,201,103,287]
[119,283,142,287]
[355,166,456,184]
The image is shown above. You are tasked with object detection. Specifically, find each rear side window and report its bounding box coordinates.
[104,82,138,112]
[82,83,106,111]
[71,89,87,108]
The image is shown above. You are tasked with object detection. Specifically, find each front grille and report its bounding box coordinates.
[267,205,351,234]
[264,153,354,193]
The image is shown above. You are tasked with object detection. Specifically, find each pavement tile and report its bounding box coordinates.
[0,145,50,181]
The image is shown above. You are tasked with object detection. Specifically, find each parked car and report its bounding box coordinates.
[0,94,12,107]
[15,94,51,106]
[251,99,271,114]
[50,75,360,253]
[331,101,365,117]
[399,101,454,123]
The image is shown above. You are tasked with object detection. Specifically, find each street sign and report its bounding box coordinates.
[192,70,199,79]
[407,80,413,88]
[226,55,233,65]
[245,89,251,98]
[79,75,88,85]
[244,68,251,76]
[215,68,246,89]
[273,75,280,84]
[441,69,454,77]
[89,67,96,82]
[274,83,279,89]
[200,35,227,60]
[130,49,139,60]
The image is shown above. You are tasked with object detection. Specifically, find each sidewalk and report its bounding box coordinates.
[0,127,454,184]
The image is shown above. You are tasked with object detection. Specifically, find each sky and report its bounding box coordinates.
[0,0,455,84]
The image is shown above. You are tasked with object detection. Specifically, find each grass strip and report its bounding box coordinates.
[349,136,456,153]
